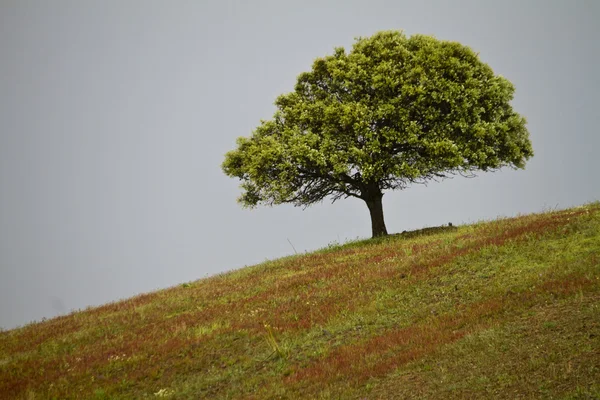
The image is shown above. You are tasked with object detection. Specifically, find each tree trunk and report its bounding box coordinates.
[365,194,388,238]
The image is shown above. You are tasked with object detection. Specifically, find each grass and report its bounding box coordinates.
[1,202,599,399]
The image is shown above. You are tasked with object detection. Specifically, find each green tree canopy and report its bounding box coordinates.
[223,31,533,237]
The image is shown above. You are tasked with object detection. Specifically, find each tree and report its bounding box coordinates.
[222,31,533,238]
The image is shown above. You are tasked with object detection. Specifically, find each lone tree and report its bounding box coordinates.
[223,31,533,238]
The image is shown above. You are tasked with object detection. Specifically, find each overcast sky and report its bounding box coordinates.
[1,0,598,330]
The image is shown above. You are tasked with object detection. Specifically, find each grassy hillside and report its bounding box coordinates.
[1,203,599,399]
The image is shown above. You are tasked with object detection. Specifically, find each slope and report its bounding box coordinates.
[1,203,599,399]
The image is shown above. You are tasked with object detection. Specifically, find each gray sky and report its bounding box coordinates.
[1,0,598,330]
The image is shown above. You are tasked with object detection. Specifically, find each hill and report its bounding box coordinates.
[1,203,599,399]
